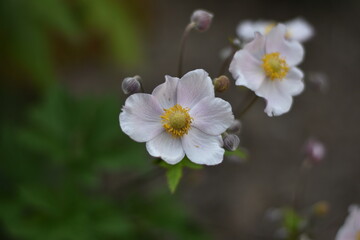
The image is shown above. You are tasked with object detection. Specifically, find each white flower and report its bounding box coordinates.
[229,24,305,116]
[119,69,234,165]
[335,205,360,240]
[237,18,314,42]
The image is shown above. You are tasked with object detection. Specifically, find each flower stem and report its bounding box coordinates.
[178,22,195,77]
[237,94,259,119]
[218,48,236,76]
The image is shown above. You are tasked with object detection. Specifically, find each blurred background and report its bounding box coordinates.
[0,0,359,239]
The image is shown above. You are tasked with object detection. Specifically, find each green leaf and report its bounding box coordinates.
[283,208,303,238]
[182,157,203,169]
[225,147,248,160]
[166,163,183,194]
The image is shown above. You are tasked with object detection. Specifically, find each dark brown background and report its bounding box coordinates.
[63,0,360,239]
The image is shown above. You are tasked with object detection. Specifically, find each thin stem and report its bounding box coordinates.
[178,22,195,77]
[218,48,236,76]
[237,94,259,119]
[291,163,310,209]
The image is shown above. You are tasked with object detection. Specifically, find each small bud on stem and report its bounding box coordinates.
[190,9,213,32]
[223,133,240,151]
[213,75,230,92]
[303,138,326,165]
[122,75,142,95]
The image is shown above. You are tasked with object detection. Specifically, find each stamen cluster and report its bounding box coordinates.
[262,52,289,80]
[161,104,193,138]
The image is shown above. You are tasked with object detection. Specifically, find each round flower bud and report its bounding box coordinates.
[313,201,330,217]
[223,134,240,151]
[303,138,326,165]
[190,9,213,32]
[122,76,142,95]
[213,75,230,92]
[227,119,242,134]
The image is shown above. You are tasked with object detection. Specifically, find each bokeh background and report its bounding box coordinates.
[1,0,359,239]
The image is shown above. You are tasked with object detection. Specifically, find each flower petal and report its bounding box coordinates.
[256,80,293,117]
[229,49,265,91]
[146,131,184,164]
[236,20,257,40]
[236,20,271,40]
[244,32,266,59]
[182,128,224,165]
[152,75,179,109]
[266,24,304,66]
[280,67,305,96]
[286,18,314,42]
[177,69,214,109]
[190,96,234,135]
[120,93,164,142]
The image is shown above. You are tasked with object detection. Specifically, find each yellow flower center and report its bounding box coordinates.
[161,104,192,138]
[356,231,360,240]
[262,52,289,80]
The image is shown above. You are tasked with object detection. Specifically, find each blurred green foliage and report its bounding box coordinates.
[0,87,208,240]
[0,0,142,88]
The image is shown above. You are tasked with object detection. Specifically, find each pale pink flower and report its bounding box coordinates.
[120,69,234,165]
[229,24,305,116]
[237,18,314,42]
[336,205,360,240]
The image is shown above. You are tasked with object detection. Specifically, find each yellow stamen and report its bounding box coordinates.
[262,52,289,80]
[356,231,360,240]
[161,104,192,138]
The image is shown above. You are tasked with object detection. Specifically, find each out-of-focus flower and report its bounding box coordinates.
[213,75,230,92]
[223,134,240,151]
[313,201,330,217]
[265,208,283,222]
[120,69,234,165]
[229,24,305,116]
[191,9,213,32]
[335,205,360,240]
[303,138,326,164]
[237,18,314,42]
[308,72,329,93]
[122,76,142,95]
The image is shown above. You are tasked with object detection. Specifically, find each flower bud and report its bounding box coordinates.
[213,75,230,92]
[313,201,330,217]
[190,9,213,32]
[227,119,242,134]
[308,72,329,93]
[303,138,326,165]
[223,134,240,151]
[122,75,142,95]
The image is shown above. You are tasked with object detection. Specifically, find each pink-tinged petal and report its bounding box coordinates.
[120,93,164,142]
[146,131,184,164]
[182,128,224,165]
[190,96,234,136]
[286,18,314,42]
[177,69,214,109]
[256,80,293,117]
[244,32,266,59]
[229,50,266,91]
[335,205,360,240]
[236,21,257,40]
[266,24,304,66]
[280,67,305,96]
[152,75,179,109]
